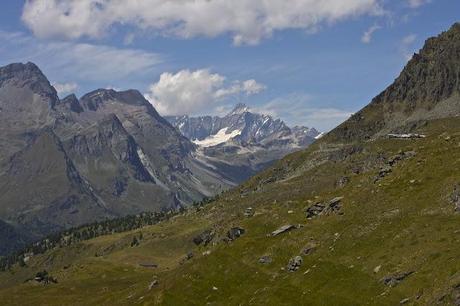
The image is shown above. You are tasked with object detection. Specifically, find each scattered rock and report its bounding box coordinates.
[212,286,218,291]
[148,279,159,290]
[336,176,350,188]
[139,263,158,268]
[305,203,326,219]
[227,227,245,241]
[450,184,460,212]
[378,166,392,178]
[287,256,303,272]
[193,229,215,246]
[244,207,255,217]
[381,271,414,287]
[259,255,272,264]
[373,265,381,273]
[302,242,317,255]
[305,197,343,219]
[186,251,194,260]
[271,225,297,236]
[388,151,416,166]
[202,250,211,256]
[400,298,410,304]
[34,270,57,285]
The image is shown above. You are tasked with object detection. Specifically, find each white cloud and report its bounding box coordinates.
[22,0,384,45]
[0,30,162,86]
[144,69,265,116]
[52,82,78,96]
[256,93,353,131]
[361,25,381,43]
[407,0,430,8]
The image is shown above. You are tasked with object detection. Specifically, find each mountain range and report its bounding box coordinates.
[166,104,320,182]
[0,63,319,255]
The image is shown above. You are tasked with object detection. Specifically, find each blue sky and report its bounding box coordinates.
[0,0,458,131]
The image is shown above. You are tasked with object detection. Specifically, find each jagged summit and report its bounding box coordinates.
[228,103,250,116]
[58,94,83,113]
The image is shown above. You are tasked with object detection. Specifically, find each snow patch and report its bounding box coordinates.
[193,128,241,147]
[315,132,325,139]
[136,148,169,190]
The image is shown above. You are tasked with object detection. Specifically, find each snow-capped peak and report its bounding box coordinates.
[227,103,250,116]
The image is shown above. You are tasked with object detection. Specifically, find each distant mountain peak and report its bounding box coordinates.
[228,103,250,116]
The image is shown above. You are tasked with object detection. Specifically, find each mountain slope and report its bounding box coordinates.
[0,63,233,255]
[1,23,460,305]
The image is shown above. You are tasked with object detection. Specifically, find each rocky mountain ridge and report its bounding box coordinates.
[166,104,320,183]
[0,63,233,254]
[167,103,319,147]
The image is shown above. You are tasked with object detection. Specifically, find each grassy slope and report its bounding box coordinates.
[1,117,460,305]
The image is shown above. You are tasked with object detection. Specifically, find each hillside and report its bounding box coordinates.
[1,23,460,306]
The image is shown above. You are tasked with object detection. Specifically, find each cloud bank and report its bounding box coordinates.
[22,0,383,45]
[145,69,265,116]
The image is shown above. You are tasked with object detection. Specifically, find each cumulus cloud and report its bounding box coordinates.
[22,0,384,45]
[52,82,78,96]
[0,30,162,87]
[256,93,353,131]
[144,69,265,116]
[361,25,381,43]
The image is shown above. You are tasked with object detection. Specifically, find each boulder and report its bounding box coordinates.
[193,229,215,246]
[227,227,245,241]
[148,279,159,290]
[244,207,255,217]
[381,271,414,287]
[259,255,272,264]
[271,225,296,236]
[450,184,460,212]
[400,298,410,304]
[305,197,343,219]
[305,203,326,219]
[287,256,303,272]
[302,242,317,255]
